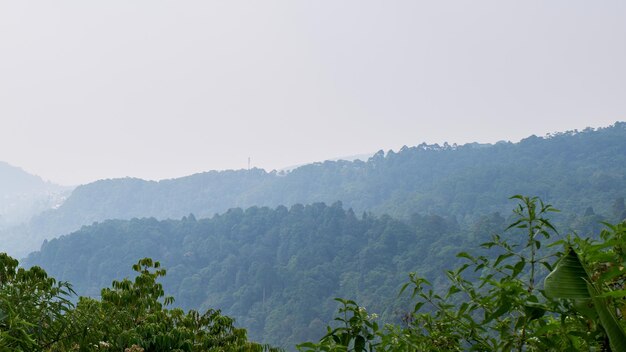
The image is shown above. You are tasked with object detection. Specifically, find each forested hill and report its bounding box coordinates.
[24,202,487,349]
[26,122,626,249]
[19,123,626,348]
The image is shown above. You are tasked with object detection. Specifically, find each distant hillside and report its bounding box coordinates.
[0,161,70,227]
[0,162,71,257]
[0,161,47,195]
[17,122,626,257]
[21,123,626,347]
[24,202,481,348]
[24,198,618,349]
[279,152,374,172]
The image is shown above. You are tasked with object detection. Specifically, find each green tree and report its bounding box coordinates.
[0,253,74,351]
[1,254,279,351]
[299,196,626,351]
[69,258,279,351]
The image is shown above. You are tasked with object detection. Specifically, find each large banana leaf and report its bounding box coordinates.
[544,248,626,351]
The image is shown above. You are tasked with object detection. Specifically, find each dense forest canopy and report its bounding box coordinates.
[2,122,626,349]
[24,197,625,348]
[10,197,626,351]
[25,202,464,347]
[10,122,626,258]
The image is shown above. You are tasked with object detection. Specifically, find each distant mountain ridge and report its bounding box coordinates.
[0,162,70,226]
[0,161,53,196]
[18,122,626,348]
[0,162,71,258]
[279,152,374,172]
[11,122,626,258]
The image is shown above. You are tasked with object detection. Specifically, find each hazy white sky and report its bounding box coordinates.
[1,1,625,185]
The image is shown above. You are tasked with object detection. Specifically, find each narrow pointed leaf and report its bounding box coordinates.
[590,284,626,352]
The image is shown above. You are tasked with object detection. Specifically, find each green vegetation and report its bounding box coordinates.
[6,123,626,349]
[20,122,626,258]
[22,195,626,349]
[0,253,278,351]
[26,202,466,347]
[298,196,626,351]
[7,197,626,350]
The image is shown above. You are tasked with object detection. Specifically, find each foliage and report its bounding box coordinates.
[25,194,625,349]
[543,248,626,351]
[0,255,278,351]
[18,193,626,350]
[300,196,626,351]
[18,122,626,259]
[297,299,380,352]
[0,252,75,351]
[26,202,474,347]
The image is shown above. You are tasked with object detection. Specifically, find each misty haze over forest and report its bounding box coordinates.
[2,1,626,351]
[2,122,626,348]
[1,1,625,185]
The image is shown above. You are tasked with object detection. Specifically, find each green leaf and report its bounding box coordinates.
[457,252,474,260]
[446,285,461,298]
[599,289,626,299]
[398,282,410,297]
[511,259,525,277]
[485,304,509,323]
[494,253,514,267]
[572,298,597,320]
[544,248,626,351]
[523,302,546,321]
[544,249,590,300]
[354,335,365,352]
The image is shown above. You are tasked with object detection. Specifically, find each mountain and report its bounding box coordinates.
[22,122,626,257]
[279,152,374,172]
[24,200,616,348]
[24,202,485,348]
[20,122,626,348]
[0,161,49,195]
[0,162,72,257]
[0,161,70,223]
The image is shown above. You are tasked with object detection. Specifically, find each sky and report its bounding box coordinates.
[1,1,625,185]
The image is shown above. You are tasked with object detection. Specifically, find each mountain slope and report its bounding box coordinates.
[26,200,609,348]
[0,162,71,257]
[20,123,626,347]
[0,161,70,220]
[24,202,477,348]
[27,123,626,247]
[10,122,626,256]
